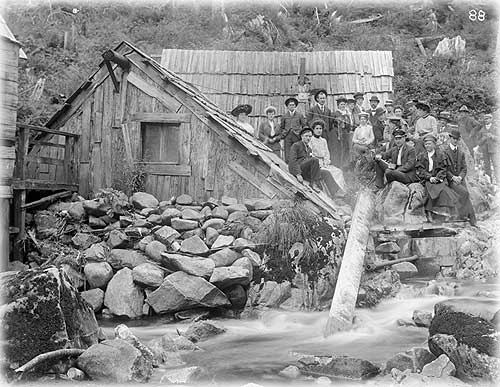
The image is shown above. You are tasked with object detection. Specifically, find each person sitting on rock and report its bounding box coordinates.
[374,128,417,189]
[415,134,459,223]
[288,127,322,192]
[443,129,477,226]
[351,112,375,158]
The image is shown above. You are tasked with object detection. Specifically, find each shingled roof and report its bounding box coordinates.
[161,49,393,125]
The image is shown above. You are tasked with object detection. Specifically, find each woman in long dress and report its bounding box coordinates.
[231,104,255,136]
[309,119,346,195]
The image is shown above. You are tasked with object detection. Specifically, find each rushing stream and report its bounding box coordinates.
[96,277,499,386]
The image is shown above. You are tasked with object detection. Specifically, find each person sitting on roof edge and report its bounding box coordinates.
[288,127,322,192]
[231,104,255,136]
[280,97,306,163]
[257,105,281,157]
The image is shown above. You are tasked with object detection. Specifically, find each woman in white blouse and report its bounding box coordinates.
[352,112,375,158]
[309,119,346,194]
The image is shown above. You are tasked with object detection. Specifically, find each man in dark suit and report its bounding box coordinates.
[280,97,306,163]
[478,113,498,182]
[288,127,322,192]
[306,89,332,141]
[367,95,386,144]
[257,105,281,156]
[374,128,417,188]
[443,129,477,226]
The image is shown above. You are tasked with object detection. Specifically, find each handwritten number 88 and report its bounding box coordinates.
[469,9,486,21]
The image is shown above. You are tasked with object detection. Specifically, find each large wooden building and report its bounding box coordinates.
[39,41,340,217]
[160,49,394,128]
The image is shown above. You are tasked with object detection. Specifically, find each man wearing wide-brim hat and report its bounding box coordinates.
[306,88,332,143]
[443,129,477,226]
[457,104,481,153]
[437,111,452,133]
[231,104,255,136]
[366,95,386,144]
[257,105,281,156]
[477,112,498,182]
[374,128,417,188]
[352,92,365,127]
[279,96,307,163]
[288,127,322,192]
[384,99,394,115]
[415,133,459,222]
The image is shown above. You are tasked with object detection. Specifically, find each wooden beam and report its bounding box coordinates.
[25,156,65,166]
[29,140,66,148]
[102,49,131,71]
[138,162,191,176]
[104,60,120,93]
[0,199,9,271]
[126,71,179,111]
[21,191,72,210]
[17,123,80,138]
[12,179,78,191]
[130,112,191,123]
[228,161,276,198]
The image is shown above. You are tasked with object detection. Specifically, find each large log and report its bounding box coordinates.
[324,189,374,337]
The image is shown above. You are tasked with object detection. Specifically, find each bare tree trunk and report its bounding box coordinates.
[324,188,374,337]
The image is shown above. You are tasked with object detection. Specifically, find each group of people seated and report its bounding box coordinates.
[230,90,496,226]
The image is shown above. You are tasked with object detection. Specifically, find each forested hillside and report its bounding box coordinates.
[3,0,498,125]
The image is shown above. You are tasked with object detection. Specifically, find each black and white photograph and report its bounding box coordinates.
[0,0,499,386]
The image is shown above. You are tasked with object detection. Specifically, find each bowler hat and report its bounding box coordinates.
[393,129,406,137]
[336,97,347,104]
[285,97,299,107]
[384,99,394,106]
[347,98,355,103]
[459,105,469,112]
[423,134,437,143]
[311,119,325,129]
[299,127,313,137]
[313,89,327,102]
[264,105,277,114]
[449,129,461,139]
[354,92,364,100]
[369,95,380,102]
[231,104,252,117]
[416,101,431,112]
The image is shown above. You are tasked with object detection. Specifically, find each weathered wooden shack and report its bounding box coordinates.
[40,41,340,217]
[160,49,394,128]
[0,15,26,266]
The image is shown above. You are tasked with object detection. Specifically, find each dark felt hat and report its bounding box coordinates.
[354,92,364,100]
[416,101,431,112]
[285,97,299,107]
[299,126,313,137]
[423,134,437,143]
[347,98,355,103]
[449,129,461,139]
[311,119,325,129]
[369,95,380,102]
[313,89,327,101]
[393,128,406,137]
[336,97,347,104]
[231,104,252,116]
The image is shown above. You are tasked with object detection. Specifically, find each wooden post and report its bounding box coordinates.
[0,198,9,271]
[13,126,29,262]
[324,189,374,337]
[102,50,131,71]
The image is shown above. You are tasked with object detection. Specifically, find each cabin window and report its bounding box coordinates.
[141,122,180,163]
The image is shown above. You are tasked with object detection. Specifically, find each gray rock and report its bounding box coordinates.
[246,198,273,211]
[210,266,252,289]
[201,218,225,231]
[145,240,167,262]
[1,267,98,368]
[77,339,153,382]
[209,248,241,267]
[139,207,157,217]
[392,262,418,279]
[233,238,253,249]
[357,270,401,308]
[384,347,436,374]
[108,249,148,269]
[221,196,238,206]
[146,271,230,314]
[249,210,273,220]
[154,225,180,245]
[132,263,164,288]
[160,366,202,384]
[81,288,104,311]
[119,216,135,227]
[434,298,500,323]
[84,262,114,289]
[301,355,380,380]
[171,218,199,231]
[257,280,291,307]
[67,201,86,220]
[421,354,456,377]
[104,268,144,318]
[89,215,107,228]
[375,242,401,254]
[82,199,109,217]
[66,367,85,380]
[211,235,234,249]
[106,229,130,249]
[182,320,226,342]
[212,206,229,220]
[397,319,416,327]
[227,211,247,222]
[146,214,162,226]
[242,249,262,266]
[84,242,109,262]
[279,365,301,379]
[180,235,209,255]
[161,253,215,278]
[61,264,86,289]
[225,203,248,214]
[137,235,155,252]
[181,208,203,221]
[223,284,247,310]
[384,353,414,373]
[232,257,253,279]
[176,194,193,205]
[205,227,219,246]
[412,310,433,327]
[130,192,159,210]
[161,208,182,225]
[72,232,100,250]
